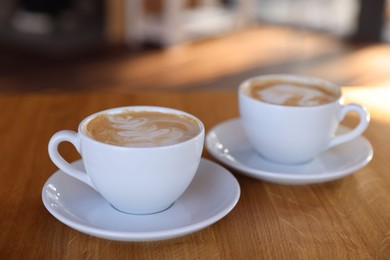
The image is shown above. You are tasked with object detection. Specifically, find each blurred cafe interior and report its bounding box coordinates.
[0,0,389,92]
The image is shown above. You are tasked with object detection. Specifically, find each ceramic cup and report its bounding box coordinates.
[238,74,370,164]
[48,106,205,214]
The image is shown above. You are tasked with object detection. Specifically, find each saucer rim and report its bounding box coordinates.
[206,118,373,184]
[42,158,241,241]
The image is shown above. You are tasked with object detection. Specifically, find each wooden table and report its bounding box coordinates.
[1,88,389,259]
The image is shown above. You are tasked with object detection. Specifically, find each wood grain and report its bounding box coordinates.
[0,89,389,259]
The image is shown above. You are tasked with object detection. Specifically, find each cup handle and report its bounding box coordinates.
[327,103,370,149]
[48,130,95,188]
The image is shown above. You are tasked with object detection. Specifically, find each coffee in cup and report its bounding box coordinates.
[48,106,205,214]
[238,74,370,164]
[245,79,339,107]
[84,110,201,147]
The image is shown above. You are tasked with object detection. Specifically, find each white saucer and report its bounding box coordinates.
[206,118,373,185]
[42,158,240,241]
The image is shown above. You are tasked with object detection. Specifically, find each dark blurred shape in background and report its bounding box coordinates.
[0,0,104,55]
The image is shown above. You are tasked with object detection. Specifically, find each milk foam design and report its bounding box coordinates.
[256,84,332,106]
[107,114,191,147]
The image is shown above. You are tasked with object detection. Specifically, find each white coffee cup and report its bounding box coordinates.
[48,106,205,214]
[238,74,370,164]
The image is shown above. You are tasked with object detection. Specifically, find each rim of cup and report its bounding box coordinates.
[77,106,205,150]
[238,74,343,109]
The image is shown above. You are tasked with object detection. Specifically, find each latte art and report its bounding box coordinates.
[254,84,335,106]
[108,114,186,146]
[85,111,200,147]
[247,80,339,107]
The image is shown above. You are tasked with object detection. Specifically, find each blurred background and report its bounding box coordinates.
[0,0,389,92]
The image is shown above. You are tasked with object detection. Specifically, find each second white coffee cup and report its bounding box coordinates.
[239,74,370,164]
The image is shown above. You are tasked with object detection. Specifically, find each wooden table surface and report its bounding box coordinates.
[0,88,389,259]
